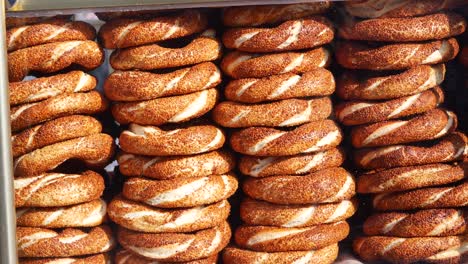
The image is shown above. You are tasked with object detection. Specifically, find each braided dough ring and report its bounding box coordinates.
[337,64,445,100]
[223,244,338,264]
[14,133,114,177]
[358,163,466,194]
[241,198,357,227]
[222,2,332,27]
[10,71,97,106]
[7,19,96,52]
[344,0,466,18]
[354,132,468,169]
[350,109,457,148]
[230,120,342,156]
[364,209,468,237]
[222,17,334,53]
[119,124,225,156]
[243,167,355,205]
[118,221,230,262]
[20,253,110,264]
[221,48,330,79]
[104,62,221,102]
[110,30,221,70]
[8,40,104,82]
[353,235,468,263]
[108,196,230,233]
[123,174,238,208]
[16,199,106,228]
[336,87,444,126]
[14,171,104,208]
[339,13,466,42]
[373,181,468,211]
[118,150,235,179]
[99,10,207,48]
[10,91,108,132]
[213,97,332,128]
[336,38,459,70]
[112,89,218,126]
[235,221,349,252]
[224,68,335,103]
[239,148,345,177]
[12,115,102,158]
[115,249,218,264]
[17,226,115,258]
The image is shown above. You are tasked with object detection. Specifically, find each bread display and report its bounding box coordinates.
[4,2,468,263]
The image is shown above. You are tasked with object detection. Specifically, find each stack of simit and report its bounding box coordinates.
[7,16,115,263]
[216,2,357,263]
[335,1,468,263]
[98,10,238,263]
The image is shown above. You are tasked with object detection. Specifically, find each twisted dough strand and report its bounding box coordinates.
[99,10,208,48]
[230,120,342,156]
[234,221,349,252]
[119,124,225,156]
[14,171,104,208]
[123,174,238,208]
[373,181,468,211]
[10,71,96,106]
[354,132,468,169]
[336,38,459,70]
[118,221,230,262]
[239,148,345,177]
[104,62,221,101]
[351,109,457,148]
[12,115,102,158]
[358,163,465,193]
[243,167,355,204]
[241,198,357,227]
[223,2,332,26]
[336,87,444,126]
[110,30,221,70]
[108,196,230,233]
[118,150,235,179]
[14,133,115,177]
[221,48,330,79]
[17,226,115,258]
[213,97,332,128]
[8,40,104,82]
[353,235,468,263]
[16,199,107,228]
[225,68,335,103]
[222,17,334,52]
[337,64,445,100]
[112,89,218,126]
[7,19,96,51]
[363,209,468,237]
[10,91,107,132]
[339,12,466,42]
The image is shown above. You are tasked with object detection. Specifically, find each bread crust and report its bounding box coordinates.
[336,38,459,70]
[243,167,355,204]
[8,40,104,81]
